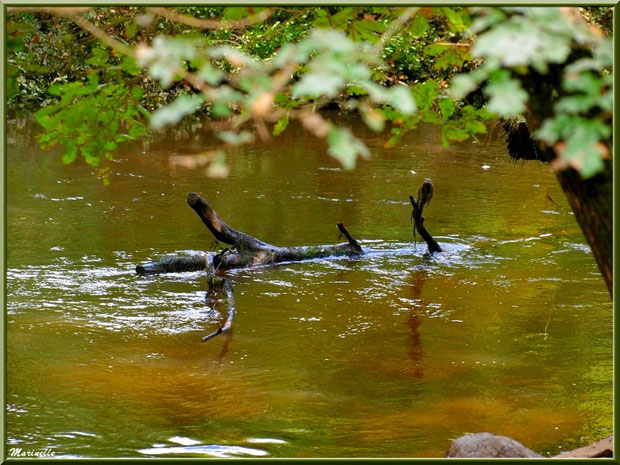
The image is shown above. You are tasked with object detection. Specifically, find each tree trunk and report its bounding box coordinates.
[137,186,443,341]
[555,162,612,294]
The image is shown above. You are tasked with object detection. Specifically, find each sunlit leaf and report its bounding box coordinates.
[409,15,429,38]
[150,94,205,130]
[121,57,142,76]
[484,71,528,116]
[292,73,345,99]
[438,97,455,120]
[216,130,255,146]
[387,85,416,115]
[273,114,289,136]
[326,126,370,170]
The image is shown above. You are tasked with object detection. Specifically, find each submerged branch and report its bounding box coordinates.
[202,278,235,342]
[337,222,363,254]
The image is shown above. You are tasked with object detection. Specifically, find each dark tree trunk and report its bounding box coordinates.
[555,163,613,294]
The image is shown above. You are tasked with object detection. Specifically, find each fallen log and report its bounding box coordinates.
[136,193,364,275]
[136,183,442,342]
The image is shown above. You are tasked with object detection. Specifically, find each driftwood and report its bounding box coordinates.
[136,181,441,341]
[136,193,364,275]
[410,178,442,254]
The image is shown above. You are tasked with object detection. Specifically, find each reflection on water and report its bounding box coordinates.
[6,117,612,458]
[137,436,269,457]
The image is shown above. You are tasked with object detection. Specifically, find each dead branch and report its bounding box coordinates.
[187,192,278,252]
[409,179,442,254]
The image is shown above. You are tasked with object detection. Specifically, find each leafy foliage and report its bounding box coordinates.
[450,7,612,178]
[7,6,612,181]
[33,46,148,184]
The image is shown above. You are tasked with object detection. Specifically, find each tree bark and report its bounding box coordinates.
[555,162,612,295]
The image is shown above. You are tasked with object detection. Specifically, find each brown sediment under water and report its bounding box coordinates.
[6,116,612,458]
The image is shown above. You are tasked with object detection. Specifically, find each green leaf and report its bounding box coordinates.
[126,21,138,39]
[86,48,109,66]
[150,94,205,130]
[484,71,528,116]
[121,57,142,76]
[562,124,608,177]
[411,80,439,110]
[439,97,455,120]
[409,15,429,38]
[465,120,487,134]
[347,85,368,97]
[273,114,289,136]
[441,7,467,32]
[536,115,609,178]
[216,130,255,146]
[148,63,176,89]
[359,105,385,132]
[197,62,224,85]
[128,123,145,139]
[62,142,78,164]
[472,12,571,67]
[7,64,19,99]
[387,86,416,115]
[444,126,470,141]
[292,73,345,99]
[326,126,370,170]
[421,112,442,124]
[424,43,450,57]
[449,74,478,100]
[210,103,231,118]
[131,86,144,99]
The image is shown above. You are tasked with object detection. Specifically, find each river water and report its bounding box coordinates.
[6,116,612,458]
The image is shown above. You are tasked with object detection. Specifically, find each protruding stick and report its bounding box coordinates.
[337,222,363,254]
[409,189,442,254]
[187,192,277,252]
